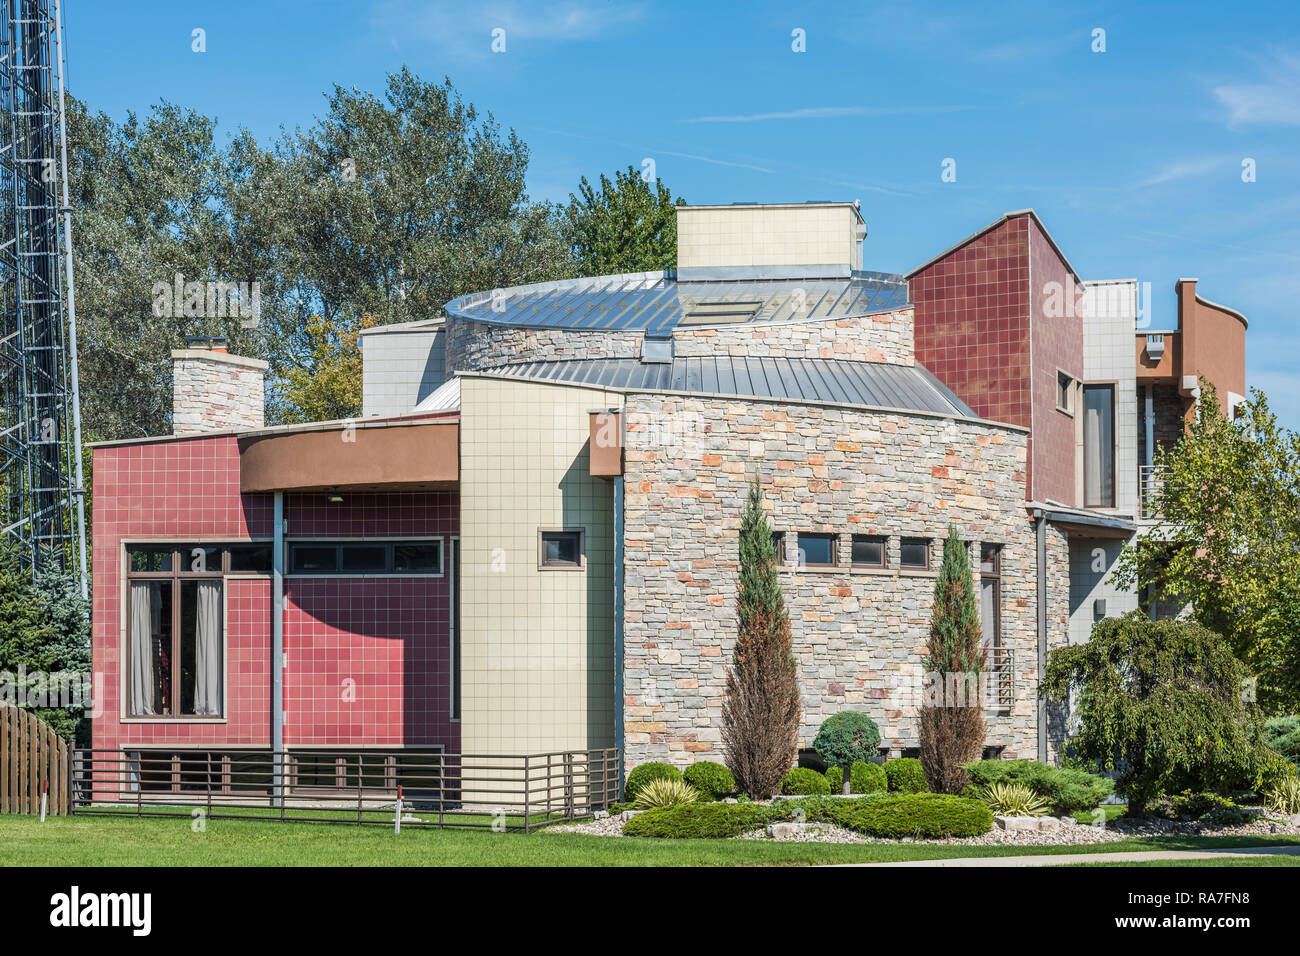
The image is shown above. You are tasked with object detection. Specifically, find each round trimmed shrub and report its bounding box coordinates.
[852,761,888,794]
[625,761,682,800]
[683,761,735,799]
[781,767,831,796]
[813,712,882,788]
[824,767,844,793]
[884,758,928,794]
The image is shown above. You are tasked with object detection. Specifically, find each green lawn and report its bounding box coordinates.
[1068,856,1300,867]
[5,814,1300,866]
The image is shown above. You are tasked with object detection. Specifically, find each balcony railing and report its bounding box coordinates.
[1138,464,1166,520]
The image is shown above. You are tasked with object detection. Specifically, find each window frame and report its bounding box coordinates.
[1056,369,1075,415]
[850,534,887,569]
[285,538,446,577]
[123,543,230,722]
[795,532,838,568]
[538,528,586,571]
[899,537,932,570]
[979,543,1003,649]
[1082,382,1117,508]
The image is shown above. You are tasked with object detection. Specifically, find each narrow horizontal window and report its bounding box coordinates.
[290,545,339,573]
[796,533,836,567]
[900,537,931,569]
[851,535,886,568]
[127,547,174,573]
[340,544,387,573]
[394,542,442,573]
[539,530,584,569]
[228,545,273,574]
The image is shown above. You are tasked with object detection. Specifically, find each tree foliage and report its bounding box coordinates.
[1041,612,1265,814]
[1114,382,1300,712]
[813,712,881,795]
[563,165,680,275]
[722,479,801,799]
[0,546,90,740]
[919,526,987,794]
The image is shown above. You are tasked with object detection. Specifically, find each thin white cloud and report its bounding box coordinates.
[1213,49,1300,126]
[684,105,969,124]
[373,0,647,54]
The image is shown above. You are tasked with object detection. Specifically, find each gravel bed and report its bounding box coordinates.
[546,808,1300,845]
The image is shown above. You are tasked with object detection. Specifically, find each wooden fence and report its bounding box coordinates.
[0,703,70,815]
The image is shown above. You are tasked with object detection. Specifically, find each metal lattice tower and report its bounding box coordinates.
[0,0,86,591]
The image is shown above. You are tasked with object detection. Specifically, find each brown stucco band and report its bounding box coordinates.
[238,419,459,492]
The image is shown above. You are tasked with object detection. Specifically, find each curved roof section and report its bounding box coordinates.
[444,269,908,337]
[480,356,975,419]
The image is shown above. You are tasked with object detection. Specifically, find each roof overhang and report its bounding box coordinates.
[238,417,458,493]
[1030,502,1136,539]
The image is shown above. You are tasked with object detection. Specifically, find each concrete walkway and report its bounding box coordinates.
[840,845,1300,867]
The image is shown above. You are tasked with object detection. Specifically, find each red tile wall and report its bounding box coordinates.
[911,217,1032,431]
[91,436,460,762]
[910,214,1084,503]
[1027,220,1084,508]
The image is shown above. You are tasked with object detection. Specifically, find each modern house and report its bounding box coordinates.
[90,201,1246,786]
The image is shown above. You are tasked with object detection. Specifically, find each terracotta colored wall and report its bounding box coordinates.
[91,437,459,757]
[1027,220,1084,508]
[1180,281,1247,416]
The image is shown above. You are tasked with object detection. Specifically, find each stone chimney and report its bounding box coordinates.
[171,338,267,435]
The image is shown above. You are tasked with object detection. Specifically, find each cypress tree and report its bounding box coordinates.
[919,525,987,793]
[722,478,802,798]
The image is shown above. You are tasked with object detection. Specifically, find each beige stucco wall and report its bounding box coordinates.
[677,204,861,273]
[458,376,619,754]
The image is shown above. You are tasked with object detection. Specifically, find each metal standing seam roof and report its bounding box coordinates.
[481,356,976,418]
[443,270,909,337]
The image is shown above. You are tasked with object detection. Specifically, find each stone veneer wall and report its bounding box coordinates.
[171,349,266,434]
[446,308,915,373]
[620,392,1054,768]
[445,315,644,372]
[672,309,914,365]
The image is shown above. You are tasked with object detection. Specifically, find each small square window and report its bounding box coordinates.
[900,537,930,569]
[796,533,836,567]
[540,530,584,569]
[851,535,886,568]
[1057,370,1074,414]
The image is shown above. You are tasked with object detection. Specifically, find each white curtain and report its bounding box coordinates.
[194,581,223,716]
[129,583,156,715]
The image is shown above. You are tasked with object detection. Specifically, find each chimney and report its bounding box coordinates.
[171,337,267,435]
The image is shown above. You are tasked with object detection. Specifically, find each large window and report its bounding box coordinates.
[1083,384,1116,507]
[288,540,444,575]
[126,545,232,718]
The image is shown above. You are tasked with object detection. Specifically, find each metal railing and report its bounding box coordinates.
[1138,463,1165,520]
[70,748,621,833]
[986,648,1014,711]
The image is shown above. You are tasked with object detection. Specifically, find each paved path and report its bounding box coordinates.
[840,845,1300,867]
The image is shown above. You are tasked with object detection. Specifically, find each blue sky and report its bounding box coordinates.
[71,0,1300,427]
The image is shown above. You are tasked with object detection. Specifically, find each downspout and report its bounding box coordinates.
[272,491,285,805]
[1035,507,1048,764]
[613,474,624,763]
